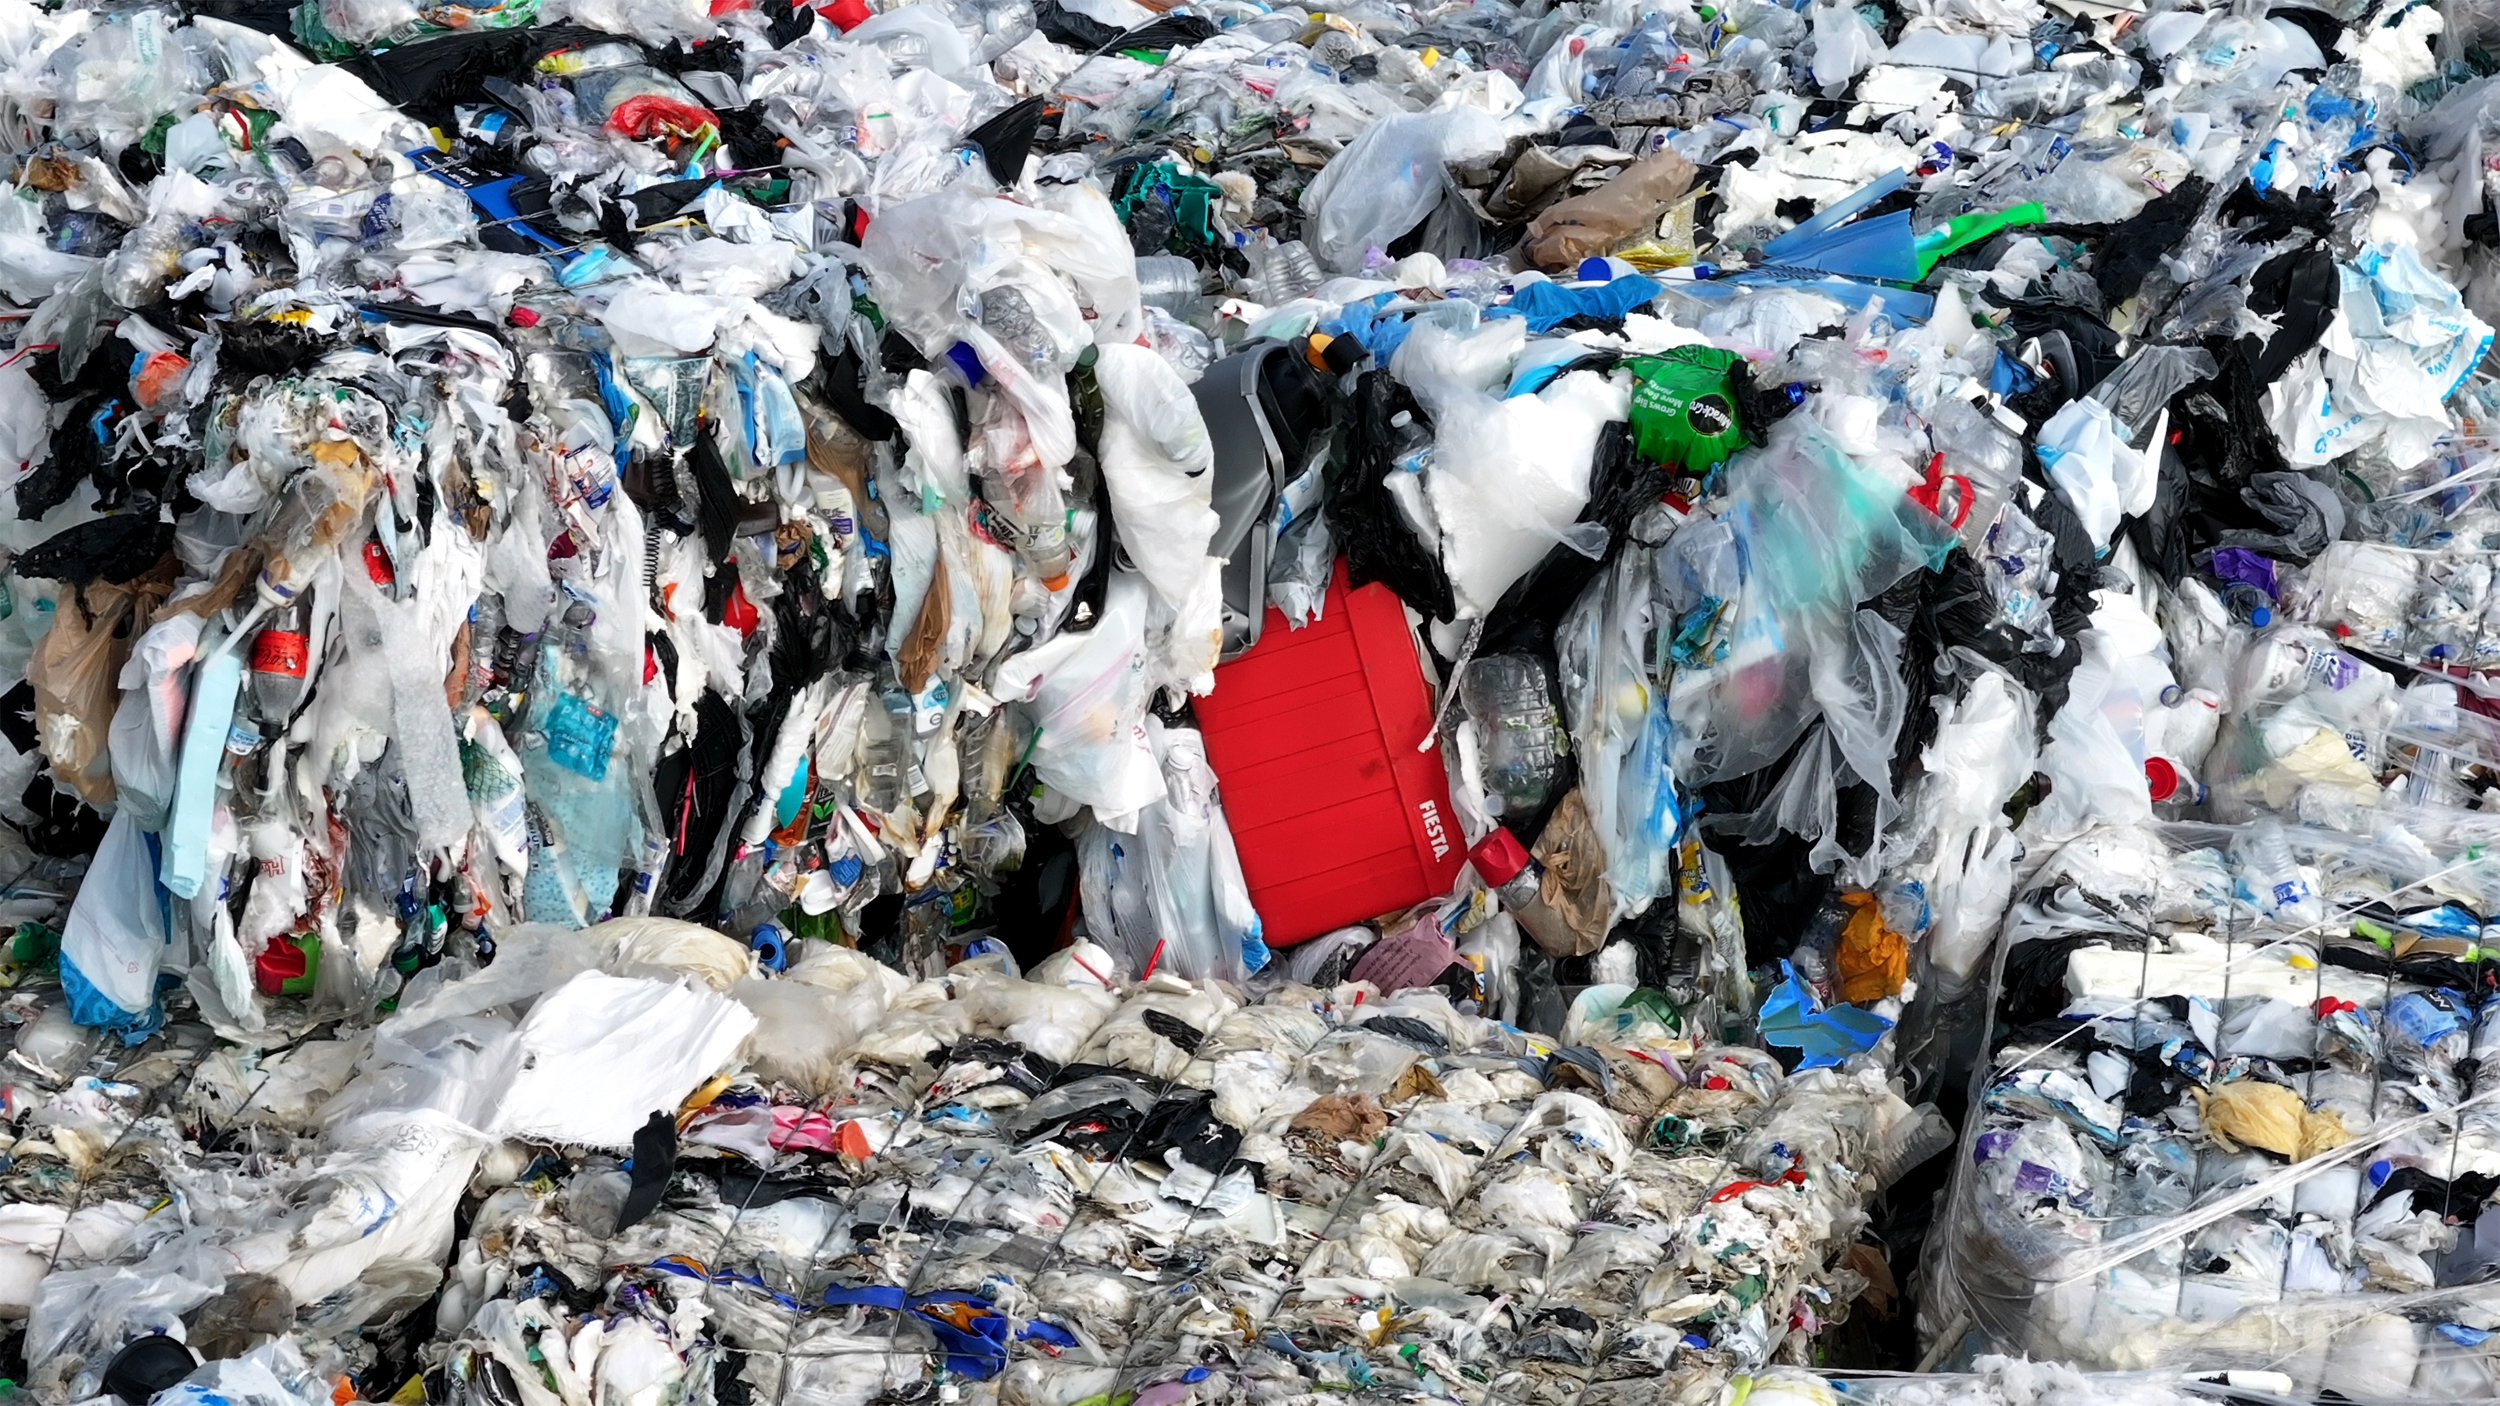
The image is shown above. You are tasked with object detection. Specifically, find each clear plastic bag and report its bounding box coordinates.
[1667,415,1957,789]
[1299,107,1505,273]
[1077,720,1260,985]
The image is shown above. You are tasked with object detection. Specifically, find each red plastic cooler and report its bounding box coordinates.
[1194,561,1466,947]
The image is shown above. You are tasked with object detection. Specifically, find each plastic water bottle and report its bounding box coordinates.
[1134,255,1205,322]
[2144,756,2205,819]
[1461,655,1566,817]
[2237,820,2320,928]
[1468,827,1583,959]
[862,675,915,812]
[2221,581,2274,627]
[250,598,314,730]
[1242,236,1322,303]
[463,594,505,706]
[978,285,1060,374]
[2471,996,2500,1096]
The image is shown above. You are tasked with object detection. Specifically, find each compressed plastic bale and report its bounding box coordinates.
[27,0,2500,1389]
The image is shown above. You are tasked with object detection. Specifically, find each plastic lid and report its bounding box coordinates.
[1577,256,1613,282]
[2250,604,2272,627]
[1468,826,1533,886]
[102,1336,195,1406]
[2145,757,2179,802]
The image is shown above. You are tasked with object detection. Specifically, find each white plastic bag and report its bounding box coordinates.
[59,810,169,1030]
[1094,343,1219,613]
[1426,369,1626,619]
[487,972,758,1148]
[993,572,1166,823]
[2035,395,2153,552]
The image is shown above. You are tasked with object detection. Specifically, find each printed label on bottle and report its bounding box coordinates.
[2305,648,2359,690]
[252,630,310,678]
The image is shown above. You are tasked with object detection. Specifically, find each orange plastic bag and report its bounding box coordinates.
[1836,890,1908,1004]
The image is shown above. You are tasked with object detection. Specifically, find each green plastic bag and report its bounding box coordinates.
[1626,346,1748,475]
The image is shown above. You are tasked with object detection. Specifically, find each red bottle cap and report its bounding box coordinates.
[1468,827,1532,886]
[2145,757,2179,802]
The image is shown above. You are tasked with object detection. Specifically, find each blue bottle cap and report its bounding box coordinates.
[751,924,790,972]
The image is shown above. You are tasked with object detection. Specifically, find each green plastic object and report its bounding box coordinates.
[9,921,60,974]
[1626,346,1749,475]
[1111,162,1223,251]
[1913,201,2047,275]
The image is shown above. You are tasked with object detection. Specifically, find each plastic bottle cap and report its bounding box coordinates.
[1468,826,1533,886]
[2250,605,2272,627]
[1577,257,1613,282]
[2145,757,2179,802]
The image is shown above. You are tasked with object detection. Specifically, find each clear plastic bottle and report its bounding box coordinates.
[2471,995,2500,1097]
[250,598,314,728]
[861,673,916,812]
[1388,410,1434,476]
[1242,236,1323,303]
[1461,655,1566,817]
[464,594,506,706]
[1134,255,1206,323]
[1970,58,2137,120]
[2236,820,2320,928]
[2144,756,2205,819]
[978,286,1058,375]
[2221,581,2275,628]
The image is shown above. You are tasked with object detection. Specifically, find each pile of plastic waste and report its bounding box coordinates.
[1750,1357,2298,1406]
[10,920,1949,1406]
[3,0,2500,1394]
